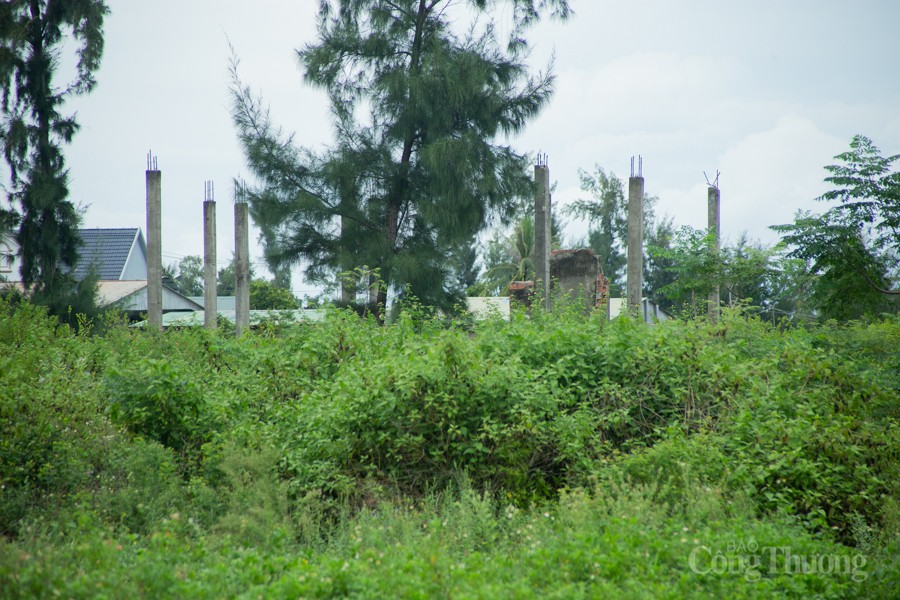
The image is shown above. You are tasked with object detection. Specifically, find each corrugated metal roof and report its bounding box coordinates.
[74,228,140,280]
[106,283,204,312]
[3,279,204,312]
[132,309,327,328]
[187,296,236,311]
[97,280,146,305]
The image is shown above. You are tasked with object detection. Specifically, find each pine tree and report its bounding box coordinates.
[0,0,109,308]
[567,166,628,295]
[230,0,570,311]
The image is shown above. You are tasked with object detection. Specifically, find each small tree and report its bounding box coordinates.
[643,214,677,310]
[250,279,299,310]
[172,255,203,296]
[772,135,900,320]
[478,208,564,295]
[217,255,256,296]
[650,227,780,318]
[568,165,664,298]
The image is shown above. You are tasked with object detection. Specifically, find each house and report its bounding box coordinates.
[1,227,202,316]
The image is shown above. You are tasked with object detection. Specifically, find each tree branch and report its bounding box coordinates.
[858,268,900,295]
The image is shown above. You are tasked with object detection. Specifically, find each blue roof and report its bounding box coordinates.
[74,228,140,280]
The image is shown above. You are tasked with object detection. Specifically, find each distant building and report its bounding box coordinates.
[1,227,201,316]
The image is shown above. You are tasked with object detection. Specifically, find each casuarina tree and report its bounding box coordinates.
[230,0,570,311]
[0,0,109,309]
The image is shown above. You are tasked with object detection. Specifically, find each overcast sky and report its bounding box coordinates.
[60,1,900,298]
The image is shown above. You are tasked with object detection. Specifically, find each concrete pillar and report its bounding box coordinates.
[534,158,551,310]
[626,172,644,317]
[707,186,721,323]
[234,201,250,336]
[145,159,162,330]
[203,189,217,329]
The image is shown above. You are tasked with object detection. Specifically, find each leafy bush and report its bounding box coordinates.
[105,359,211,459]
[273,326,572,503]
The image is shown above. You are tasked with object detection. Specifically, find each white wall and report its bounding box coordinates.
[466,297,511,321]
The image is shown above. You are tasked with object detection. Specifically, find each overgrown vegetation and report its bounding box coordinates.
[1,298,898,597]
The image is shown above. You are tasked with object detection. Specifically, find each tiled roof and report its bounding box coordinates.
[74,228,139,280]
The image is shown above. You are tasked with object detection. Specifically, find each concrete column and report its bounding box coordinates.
[203,197,217,329]
[707,186,721,323]
[234,201,250,336]
[626,175,644,317]
[534,159,551,309]
[146,165,162,330]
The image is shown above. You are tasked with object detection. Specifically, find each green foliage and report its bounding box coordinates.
[1,294,899,596]
[643,213,678,310]
[164,255,204,296]
[478,208,564,295]
[567,165,629,294]
[649,227,789,319]
[447,234,482,296]
[217,254,255,296]
[480,214,536,294]
[773,135,900,320]
[230,1,570,308]
[0,299,180,536]
[276,325,567,502]
[567,165,670,301]
[105,359,211,458]
[208,444,292,547]
[250,278,300,310]
[0,480,871,598]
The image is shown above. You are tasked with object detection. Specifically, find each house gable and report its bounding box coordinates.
[74,228,143,280]
[120,229,148,280]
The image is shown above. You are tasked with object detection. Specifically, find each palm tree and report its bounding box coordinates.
[479,211,564,295]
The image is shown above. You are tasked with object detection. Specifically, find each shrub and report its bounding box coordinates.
[105,359,211,462]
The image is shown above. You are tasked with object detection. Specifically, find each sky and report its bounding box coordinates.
[55,0,900,299]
